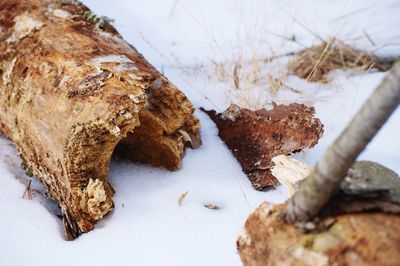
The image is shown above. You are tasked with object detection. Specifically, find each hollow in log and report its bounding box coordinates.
[0,0,200,239]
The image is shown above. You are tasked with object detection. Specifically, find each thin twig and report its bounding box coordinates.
[22,179,32,200]
[264,30,307,48]
[233,175,251,211]
[292,18,325,42]
[363,30,376,46]
[332,4,375,22]
[169,0,179,18]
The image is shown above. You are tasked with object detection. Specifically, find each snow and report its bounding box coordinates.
[1,0,399,265]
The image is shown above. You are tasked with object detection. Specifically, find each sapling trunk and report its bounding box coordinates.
[282,61,400,223]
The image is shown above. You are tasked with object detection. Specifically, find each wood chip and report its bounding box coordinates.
[204,204,220,210]
[178,191,189,206]
[271,155,312,196]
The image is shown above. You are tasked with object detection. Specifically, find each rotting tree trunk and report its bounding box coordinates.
[282,61,400,223]
[0,0,200,239]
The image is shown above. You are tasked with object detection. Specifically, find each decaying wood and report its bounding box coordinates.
[238,161,400,265]
[271,155,312,196]
[201,104,323,190]
[0,0,200,239]
[237,202,400,266]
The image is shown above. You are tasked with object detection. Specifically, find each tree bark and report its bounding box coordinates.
[202,103,323,190]
[282,61,400,223]
[0,0,200,239]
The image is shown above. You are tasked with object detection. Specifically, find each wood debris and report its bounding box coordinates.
[0,0,200,239]
[204,204,220,210]
[201,103,323,190]
[271,155,312,196]
[178,191,189,206]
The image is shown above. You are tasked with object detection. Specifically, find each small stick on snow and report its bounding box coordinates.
[22,179,33,200]
[178,191,189,206]
[204,204,220,210]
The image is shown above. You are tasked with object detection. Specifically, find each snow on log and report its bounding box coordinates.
[0,0,200,239]
[201,104,323,190]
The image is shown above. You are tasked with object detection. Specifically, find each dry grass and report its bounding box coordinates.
[288,39,392,83]
[207,54,295,109]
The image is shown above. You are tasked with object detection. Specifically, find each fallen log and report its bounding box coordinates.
[201,104,323,190]
[0,0,200,239]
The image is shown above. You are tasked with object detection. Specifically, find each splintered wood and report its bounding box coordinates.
[0,0,200,239]
[271,155,312,196]
[202,104,323,190]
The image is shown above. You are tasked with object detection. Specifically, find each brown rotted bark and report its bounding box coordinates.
[0,0,200,239]
[202,104,323,190]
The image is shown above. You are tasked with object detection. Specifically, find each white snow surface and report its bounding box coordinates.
[1,0,400,265]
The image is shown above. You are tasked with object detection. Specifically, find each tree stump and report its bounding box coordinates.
[0,0,200,239]
[237,162,400,265]
[237,203,400,266]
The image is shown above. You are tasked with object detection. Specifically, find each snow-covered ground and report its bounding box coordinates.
[1,1,399,265]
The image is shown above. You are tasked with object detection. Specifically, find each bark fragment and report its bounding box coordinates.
[0,0,200,239]
[201,104,323,190]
